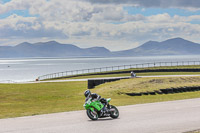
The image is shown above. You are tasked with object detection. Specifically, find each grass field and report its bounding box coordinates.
[93,76,200,94]
[186,129,200,133]
[91,76,200,106]
[0,82,87,119]
[1,76,200,119]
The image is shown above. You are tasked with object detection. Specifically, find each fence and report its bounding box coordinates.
[38,61,200,81]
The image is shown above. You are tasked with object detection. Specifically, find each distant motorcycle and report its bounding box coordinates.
[83,98,119,120]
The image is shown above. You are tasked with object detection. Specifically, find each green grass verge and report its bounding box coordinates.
[108,65,200,72]
[137,72,200,76]
[91,76,200,106]
[1,76,200,119]
[185,129,200,133]
[93,76,200,94]
[0,82,87,119]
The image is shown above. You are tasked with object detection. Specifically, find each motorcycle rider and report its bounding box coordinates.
[84,90,108,113]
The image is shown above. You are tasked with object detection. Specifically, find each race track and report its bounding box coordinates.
[1,98,200,133]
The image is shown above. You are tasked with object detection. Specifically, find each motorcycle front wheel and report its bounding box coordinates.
[87,109,99,120]
[109,105,119,119]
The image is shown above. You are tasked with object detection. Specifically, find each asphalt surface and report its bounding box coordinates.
[1,98,200,133]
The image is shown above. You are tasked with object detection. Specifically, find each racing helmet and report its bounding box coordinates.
[84,90,91,97]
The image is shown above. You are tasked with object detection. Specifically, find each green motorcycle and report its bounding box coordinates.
[83,97,119,120]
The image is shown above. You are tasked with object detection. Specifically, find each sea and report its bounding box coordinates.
[0,55,200,82]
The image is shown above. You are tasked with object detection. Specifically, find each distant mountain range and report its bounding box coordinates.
[0,38,200,58]
[0,41,111,58]
[114,37,200,56]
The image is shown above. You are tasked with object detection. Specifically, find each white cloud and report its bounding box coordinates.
[147,13,172,23]
[1,0,200,51]
[0,0,39,14]
[1,12,200,50]
[0,0,144,22]
[0,14,66,39]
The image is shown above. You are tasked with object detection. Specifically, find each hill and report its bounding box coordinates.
[0,41,111,58]
[114,38,200,56]
[0,37,200,58]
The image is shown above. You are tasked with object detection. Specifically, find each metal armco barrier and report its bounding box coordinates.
[38,61,200,81]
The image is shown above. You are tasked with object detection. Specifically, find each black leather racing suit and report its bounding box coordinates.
[90,93,101,100]
[89,93,108,111]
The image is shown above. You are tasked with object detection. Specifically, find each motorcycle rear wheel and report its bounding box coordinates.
[87,109,99,120]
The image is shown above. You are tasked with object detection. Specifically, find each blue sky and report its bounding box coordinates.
[123,6,200,24]
[124,6,200,17]
[1,0,11,3]
[0,0,200,51]
[0,10,31,19]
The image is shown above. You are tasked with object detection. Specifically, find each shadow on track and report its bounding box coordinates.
[88,118,119,122]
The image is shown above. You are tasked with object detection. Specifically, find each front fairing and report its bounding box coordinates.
[83,98,104,111]
[90,100,104,111]
[83,98,92,109]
